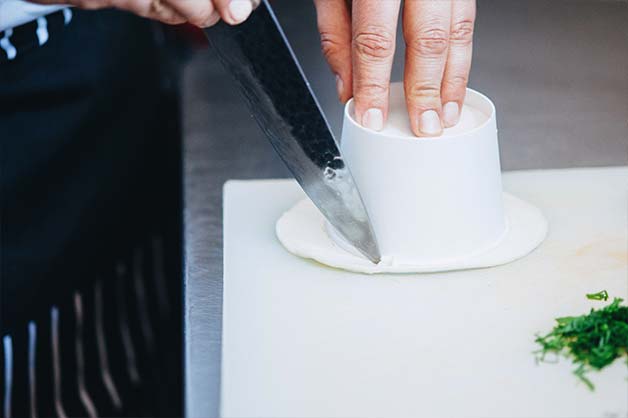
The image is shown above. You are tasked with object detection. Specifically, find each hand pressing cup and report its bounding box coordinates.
[30,0,258,27]
[314,0,476,136]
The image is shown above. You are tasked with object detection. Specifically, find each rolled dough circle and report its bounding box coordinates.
[275,193,548,274]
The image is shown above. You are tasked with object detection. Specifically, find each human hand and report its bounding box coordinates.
[314,0,476,136]
[30,0,258,27]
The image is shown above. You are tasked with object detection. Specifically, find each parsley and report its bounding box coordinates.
[586,290,609,301]
[534,293,628,390]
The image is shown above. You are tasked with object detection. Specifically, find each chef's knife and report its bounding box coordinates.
[204,0,381,263]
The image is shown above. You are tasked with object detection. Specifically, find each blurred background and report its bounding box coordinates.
[186,0,628,173]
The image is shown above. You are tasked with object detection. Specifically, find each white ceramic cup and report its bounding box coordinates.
[331,82,506,265]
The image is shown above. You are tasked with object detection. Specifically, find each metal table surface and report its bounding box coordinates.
[182,1,628,416]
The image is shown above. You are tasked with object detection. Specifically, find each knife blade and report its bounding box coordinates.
[204,0,381,264]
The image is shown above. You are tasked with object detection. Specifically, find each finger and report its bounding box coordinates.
[403,0,452,136]
[352,0,401,131]
[146,0,188,25]
[213,0,254,25]
[146,5,188,25]
[441,0,475,127]
[28,0,71,5]
[165,0,219,27]
[314,0,353,103]
[67,0,110,9]
[114,0,188,24]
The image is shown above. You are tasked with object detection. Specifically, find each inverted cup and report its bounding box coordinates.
[329,83,506,265]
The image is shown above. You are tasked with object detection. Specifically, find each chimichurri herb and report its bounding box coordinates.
[534,293,628,390]
[586,290,609,301]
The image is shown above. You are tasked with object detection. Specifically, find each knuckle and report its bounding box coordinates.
[353,28,395,61]
[408,26,449,57]
[319,32,343,60]
[355,81,388,98]
[406,83,440,102]
[443,74,469,91]
[450,20,474,45]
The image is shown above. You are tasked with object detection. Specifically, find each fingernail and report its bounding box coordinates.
[442,102,460,128]
[362,108,384,131]
[229,0,253,23]
[419,110,442,135]
[335,75,344,101]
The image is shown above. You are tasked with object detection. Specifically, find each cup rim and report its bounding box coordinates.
[344,86,496,142]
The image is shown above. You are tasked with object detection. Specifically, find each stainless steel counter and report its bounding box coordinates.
[182,1,627,416]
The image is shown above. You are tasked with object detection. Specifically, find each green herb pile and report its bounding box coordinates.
[534,291,628,390]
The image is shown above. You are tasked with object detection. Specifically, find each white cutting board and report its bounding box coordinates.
[221,167,628,418]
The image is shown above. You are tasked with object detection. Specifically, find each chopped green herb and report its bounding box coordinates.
[586,290,609,301]
[534,294,628,390]
[573,363,595,391]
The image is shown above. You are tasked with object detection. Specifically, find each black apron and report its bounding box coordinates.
[0,9,183,416]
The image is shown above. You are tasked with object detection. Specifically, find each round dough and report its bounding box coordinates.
[276,193,548,274]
